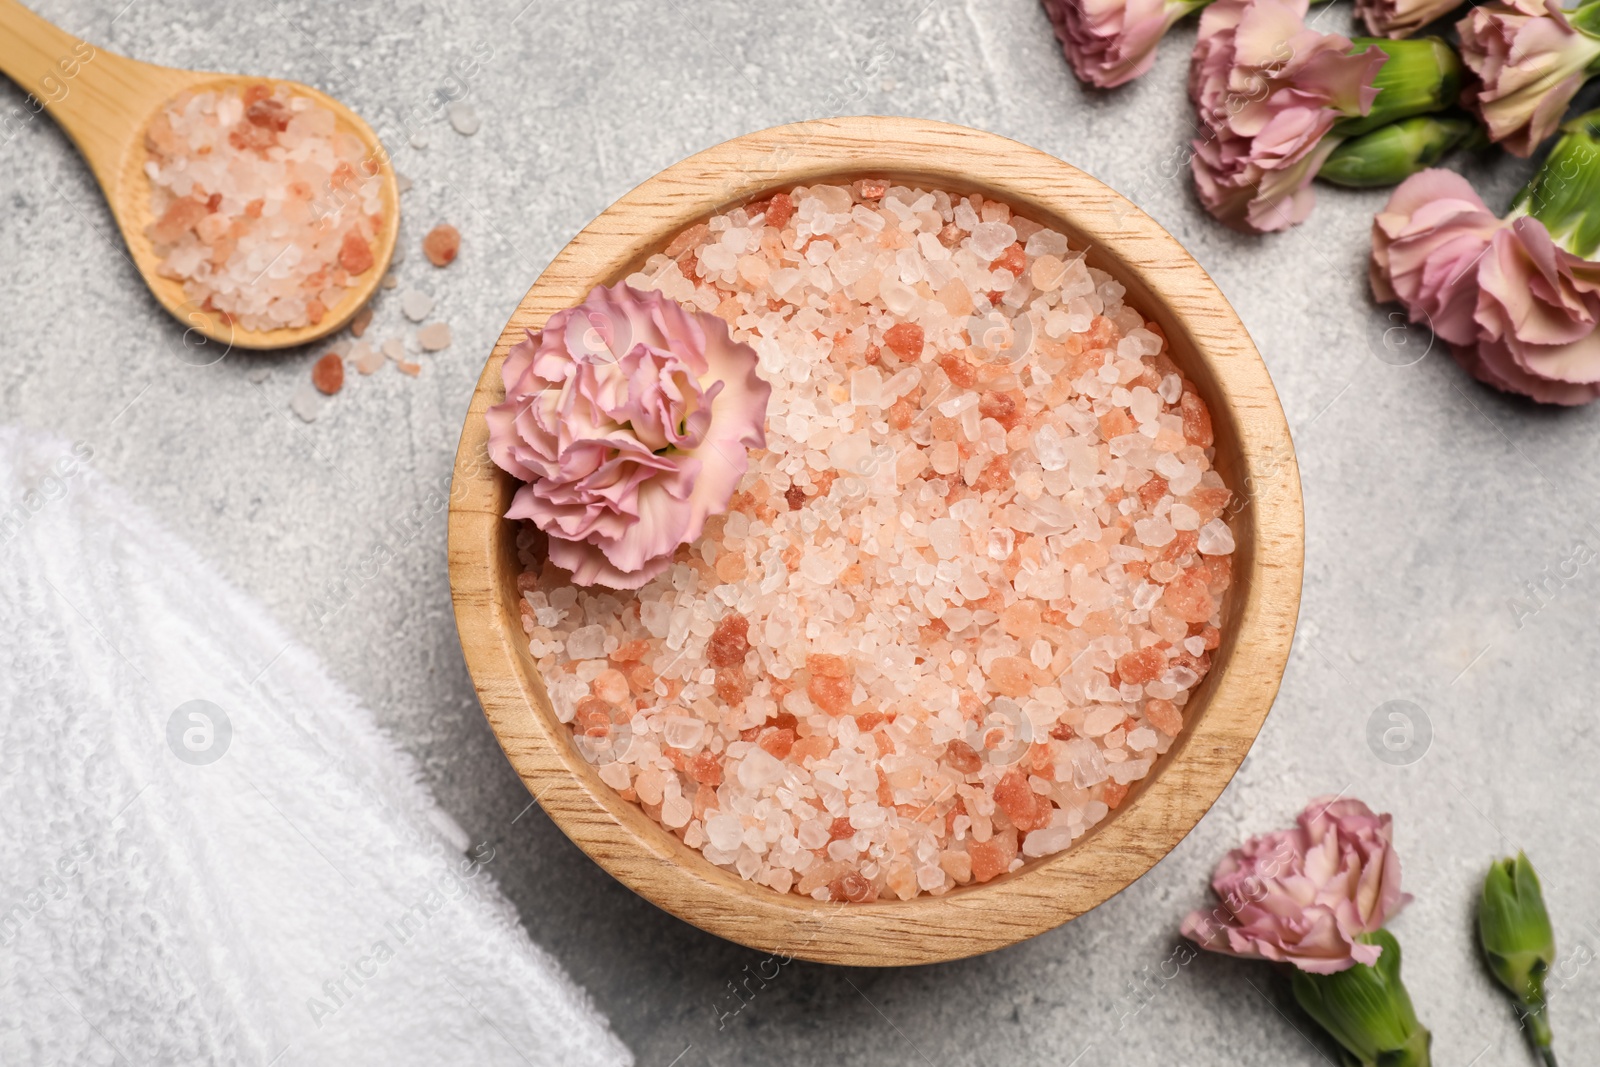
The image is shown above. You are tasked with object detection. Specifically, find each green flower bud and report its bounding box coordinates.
[1290,930,1432,1067]
[1319,115,1480,188]
[1511,109,1600,260]
[1478,853,1557,1060]
[1333,38,1463,140]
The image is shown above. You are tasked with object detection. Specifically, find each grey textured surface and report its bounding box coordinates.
[3,0,1599,1064]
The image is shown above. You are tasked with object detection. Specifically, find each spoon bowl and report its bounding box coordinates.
[0,0,398,350]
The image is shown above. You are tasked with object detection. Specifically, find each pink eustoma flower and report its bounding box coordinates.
[1188,0,1385,232]
[486,283,771,589]
[1042,0,1204,88]
[1181,797,1410,974]
[1458,0,1600,157]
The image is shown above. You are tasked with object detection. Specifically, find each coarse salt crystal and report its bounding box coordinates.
[738,749,786,790]
[1032,423,1067,471]
[1134,517,1177,547]
[1197,518,1235,555]
[706,814,744,851]
[663,715,705,750]
[567,625,606,660]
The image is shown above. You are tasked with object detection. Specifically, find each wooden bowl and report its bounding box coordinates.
[447,116,1303,966]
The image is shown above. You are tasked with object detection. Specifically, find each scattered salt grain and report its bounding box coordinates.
[289,380,322,423]
[351,341,383,375]
[423,224,460,267]
[417,322,452,351]
[311,352,344,395]
[447,101,481,136]
[401,288,435,322]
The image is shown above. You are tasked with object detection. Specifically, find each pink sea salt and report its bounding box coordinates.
[515,181,1236,902]
[143,82,384,332]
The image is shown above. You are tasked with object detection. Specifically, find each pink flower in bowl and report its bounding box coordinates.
[486,282,771,589]
[1181,797,1410,973]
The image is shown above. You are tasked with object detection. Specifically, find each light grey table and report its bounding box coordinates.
[3,1,1597,1063]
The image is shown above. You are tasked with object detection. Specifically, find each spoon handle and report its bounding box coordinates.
[0,0,184,188]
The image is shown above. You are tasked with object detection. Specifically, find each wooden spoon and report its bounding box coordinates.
[0,0,398,351]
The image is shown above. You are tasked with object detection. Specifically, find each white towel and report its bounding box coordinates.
[0,425,631,1067]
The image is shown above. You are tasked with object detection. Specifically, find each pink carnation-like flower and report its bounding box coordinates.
[1356,0,1464,39]
[1188,0,1385,232]
[1372,169,1600,405]
[486,283,771,589]
[1458,0,1600,157]
[1042,0,1198,88]
[1181,797,1410,974]
[1370,168,1504,345]
[1472,217,1600,402]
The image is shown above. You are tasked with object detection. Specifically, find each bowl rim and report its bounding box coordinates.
[447,115,1304,967]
